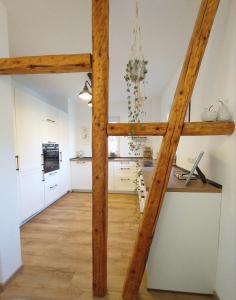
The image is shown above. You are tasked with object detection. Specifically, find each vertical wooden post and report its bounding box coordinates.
[92,0,109,297]
[122,0,219,299]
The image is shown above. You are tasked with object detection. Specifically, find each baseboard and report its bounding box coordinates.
[0,265,23,292]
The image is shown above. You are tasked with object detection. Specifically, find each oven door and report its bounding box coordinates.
[43,144,60,173]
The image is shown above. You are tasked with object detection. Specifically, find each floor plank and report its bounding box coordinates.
[0,192,215,300]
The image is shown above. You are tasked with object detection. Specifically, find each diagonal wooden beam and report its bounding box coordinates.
[0,54,92,74]
[107,121,235,136]
[122,1,220,299]
[92,0,109,297]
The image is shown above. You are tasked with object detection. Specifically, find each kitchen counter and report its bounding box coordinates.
[142,165,221,193]
[70,156,144,162]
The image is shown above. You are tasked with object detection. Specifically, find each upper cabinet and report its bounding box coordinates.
[14,88,44,171]
[42,104,60,144]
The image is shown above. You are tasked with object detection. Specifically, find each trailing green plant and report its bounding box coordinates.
[125,0,149,156]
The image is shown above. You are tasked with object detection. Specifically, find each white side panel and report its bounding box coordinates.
[0,1,22,284]
[147,192,221,294]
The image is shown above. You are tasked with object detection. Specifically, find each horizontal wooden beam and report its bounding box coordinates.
[107,121,235,136]
[0,54,92,75]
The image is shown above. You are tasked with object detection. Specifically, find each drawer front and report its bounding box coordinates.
[44,170,59,184]
[114,177,136,191]
[45,181,60,206]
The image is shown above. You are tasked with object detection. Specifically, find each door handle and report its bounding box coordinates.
[15,155,19,171]
[60,152,62,162]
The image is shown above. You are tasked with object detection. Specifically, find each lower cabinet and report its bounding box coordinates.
[19,165,71,224]
[70,159,138,193]
[71,161,92,191]
[18,169,45,222]
[147,192,221,294]
[44,170,60,206]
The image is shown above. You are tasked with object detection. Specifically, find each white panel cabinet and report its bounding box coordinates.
[14,88,70,223]
[42,105,59,144]
[113,161,137,192]
[14,88,44,171]
[71,161,92,191]
[70,159,137,193]
[19,169,45,221]
[147,192,221,294]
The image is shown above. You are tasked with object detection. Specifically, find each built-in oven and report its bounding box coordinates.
[42,144,60,173]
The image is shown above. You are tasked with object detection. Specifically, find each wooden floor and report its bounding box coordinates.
[0,193,215,300]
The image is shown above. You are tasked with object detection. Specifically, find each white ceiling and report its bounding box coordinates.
[1,0,200,109]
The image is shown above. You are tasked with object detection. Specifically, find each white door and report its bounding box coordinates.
[19,169,45,222]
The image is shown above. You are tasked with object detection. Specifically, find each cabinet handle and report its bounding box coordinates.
[120,167,130,170]
[15,155,19,171]
[121,178,130,181]
[42,171,45,182]
[50,184,58,190]
[46,118,56,123]
[60,152,62,162]
[49,171,57,176]
[48,141,56,144]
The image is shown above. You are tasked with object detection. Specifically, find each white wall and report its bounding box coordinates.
[0,1,22,284]
[159,1,236,299]
[68,97,162,158]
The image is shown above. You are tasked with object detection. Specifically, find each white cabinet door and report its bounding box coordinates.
[14,88,44,171]
[44,170,60,206]
[71,161,92,191]
[108,162,114,191]
[42,104,59,144]
[58,111,69,163]
[58,162,71,196]
[19,169,45,222]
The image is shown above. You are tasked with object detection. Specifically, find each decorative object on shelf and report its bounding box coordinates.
[125,0,148,156]
[79,73,93,106]
[217,100,232,121]
[142,146,153,167]
[201,105,217,121]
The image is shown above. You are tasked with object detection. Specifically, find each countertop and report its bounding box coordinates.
[70,157,144,162]
[142,165,222,194]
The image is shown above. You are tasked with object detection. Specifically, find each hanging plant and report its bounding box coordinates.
[125,0,148,156]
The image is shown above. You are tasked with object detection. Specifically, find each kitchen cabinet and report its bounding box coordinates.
[44,170,60,206]
[58,162,71,196]
[113,161,137,192]
[18,169,45,221]
[141,166,222,294]
[14,87,70,223]
[70,159,138,193]
[71,160,92,191]
[42,105,59,144]
[14,88,44,171]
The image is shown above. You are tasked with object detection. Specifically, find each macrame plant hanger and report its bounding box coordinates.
[125,0,148,155]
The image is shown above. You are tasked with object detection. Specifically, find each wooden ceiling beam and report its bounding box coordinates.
[122,0,220,299]
[107,121,235,136]
[0,53,92,75]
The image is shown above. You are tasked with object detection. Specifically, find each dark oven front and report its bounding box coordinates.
[42,144,60,173]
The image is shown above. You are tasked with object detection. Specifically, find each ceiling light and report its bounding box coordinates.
[88,100,92,107]
[78,82,92,101]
